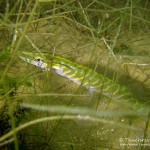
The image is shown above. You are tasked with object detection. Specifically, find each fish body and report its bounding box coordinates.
[19,51,148,113]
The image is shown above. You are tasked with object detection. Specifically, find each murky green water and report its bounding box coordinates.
[0,1,150,150]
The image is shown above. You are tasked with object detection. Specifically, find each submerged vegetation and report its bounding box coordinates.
[0,0,150,149]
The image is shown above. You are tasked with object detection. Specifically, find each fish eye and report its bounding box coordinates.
[37,58,41,61]
[35,56,43,62]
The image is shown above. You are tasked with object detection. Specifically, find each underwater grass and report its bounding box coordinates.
[0,0,150,149]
